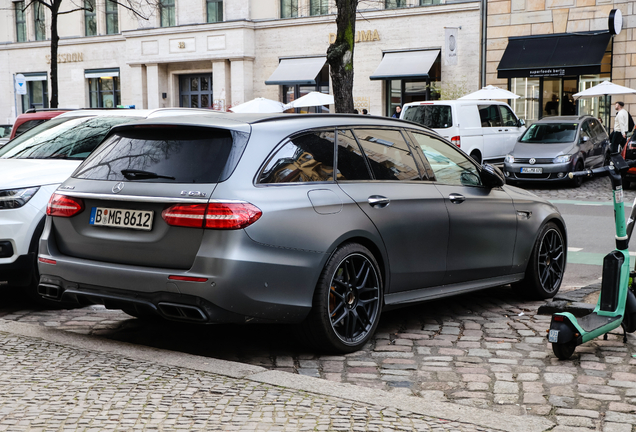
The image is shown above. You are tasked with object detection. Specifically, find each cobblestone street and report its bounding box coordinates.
[0,176,635,431]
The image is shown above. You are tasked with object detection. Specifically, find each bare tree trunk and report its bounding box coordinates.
[49,0,60,108]
[327,0,357,114]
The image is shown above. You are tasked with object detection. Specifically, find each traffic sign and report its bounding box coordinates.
[15,74,27,95]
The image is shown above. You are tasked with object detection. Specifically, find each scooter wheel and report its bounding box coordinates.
[552,341,576,360]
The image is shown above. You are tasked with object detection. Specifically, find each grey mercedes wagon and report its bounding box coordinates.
[38,113,566,352]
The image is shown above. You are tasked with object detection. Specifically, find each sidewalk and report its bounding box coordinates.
[0,319,553,432]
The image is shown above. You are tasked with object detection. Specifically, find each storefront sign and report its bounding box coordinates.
[45,53,84,64]
[329,30,380,44]
[529,68,566,77]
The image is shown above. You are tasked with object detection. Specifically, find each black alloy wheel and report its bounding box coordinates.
[300,243,382,353]
[515,222,565,299]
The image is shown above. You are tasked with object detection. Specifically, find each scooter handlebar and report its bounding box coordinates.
[568,159,636,180]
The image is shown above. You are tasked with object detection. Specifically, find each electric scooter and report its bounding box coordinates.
[548,153,636,360]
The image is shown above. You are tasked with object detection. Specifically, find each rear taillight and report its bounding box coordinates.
[451,136,461,148]
[46,193,84,217]
[162,202,262,230]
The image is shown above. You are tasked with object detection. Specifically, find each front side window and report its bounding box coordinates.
[281,0,298,18]
[34,1,46,41]
[411,132,482,186]
[88,76,120,108]
[106,0,119,34]
[310,0,328,15]
[385,0,406,9]
[354,129,422,181]
[259,131,335,184]
[478,104,503,128]
[499,105,518,127]
[519,123,578,144]
[160,0,175,27]
[206,0,223,22]
[85,0,97,36]
[15,1,26,42]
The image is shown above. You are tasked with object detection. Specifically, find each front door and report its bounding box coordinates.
[179,74,213,109]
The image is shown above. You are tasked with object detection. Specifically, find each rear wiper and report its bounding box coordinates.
[121,169,176,180]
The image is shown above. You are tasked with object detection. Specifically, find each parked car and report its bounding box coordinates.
[620,134,636,188]
[0,108,213,304]
[10,109,70,140]
[38,113,566,352]
[400,99,525,164]
[503,115,610,187]
[0,124,12,148]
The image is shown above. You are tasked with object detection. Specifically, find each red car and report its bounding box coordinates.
[10,110,69,140]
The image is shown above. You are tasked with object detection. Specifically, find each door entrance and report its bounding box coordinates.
[179,74,213,108]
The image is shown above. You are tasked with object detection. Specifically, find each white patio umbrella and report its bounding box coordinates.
[573,80,636,99]
[229,97,286,113]
[284,91,334,109]
[459,85,520,100]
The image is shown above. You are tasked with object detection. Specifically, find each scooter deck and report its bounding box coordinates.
[577,312,622,332]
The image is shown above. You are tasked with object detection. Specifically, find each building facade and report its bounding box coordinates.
[0,0,483,123]
[486,0,635,126]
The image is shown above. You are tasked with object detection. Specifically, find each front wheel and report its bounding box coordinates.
[514,222,565,299]
[552,341,576,360]
[570,161,584,188]
[299,243,383,353]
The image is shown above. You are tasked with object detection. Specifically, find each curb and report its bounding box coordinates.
[0,318,555,432]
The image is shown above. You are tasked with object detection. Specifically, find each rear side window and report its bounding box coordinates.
[335,129,372,181]
[402,105,452,129]
[353,129,423,181]
[74,127,236,183]
[14,119,46,137]
[258,131,335,184]
[478,105,502,127]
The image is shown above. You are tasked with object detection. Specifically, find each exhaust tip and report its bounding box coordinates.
[157,302,207,322]
[38,283,62,300]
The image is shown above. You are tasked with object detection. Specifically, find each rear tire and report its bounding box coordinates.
[299,243,383,353]
[552,341,576,360]
[514,222,565,300]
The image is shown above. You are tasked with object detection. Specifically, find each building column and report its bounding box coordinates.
[230,59,254,107]
[213,60,231,111]
[146,63,160,109]
[128,64,147,109]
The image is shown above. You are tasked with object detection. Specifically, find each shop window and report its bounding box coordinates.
[88,77,120,108]
[160,0,175,27]
[34,1,46,41]
[310,0,328,15]
[15,1,26,42]
[384,54,441,116]
[510,78,540,126]
[281,0,298,18]
[385,0,406,9]
[206,0,223,22]
[420,0,441,4]
[20,78,48,113]
[85,0,97,36]
[106,0,119,34]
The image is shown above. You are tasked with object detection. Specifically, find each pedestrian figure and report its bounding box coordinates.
[610,101,629,153]
[392,106,402,118]
[362,109,369,115]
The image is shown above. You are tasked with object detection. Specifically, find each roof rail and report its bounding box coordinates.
[24,108,76,114]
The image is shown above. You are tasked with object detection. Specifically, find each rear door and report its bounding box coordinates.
[335,128,449,292]
[51,125,240,269]
[408,130,517,284]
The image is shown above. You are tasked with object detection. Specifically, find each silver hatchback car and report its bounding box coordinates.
[38,113,567,352]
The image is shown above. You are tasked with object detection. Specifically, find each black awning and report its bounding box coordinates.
[497,32,612,79]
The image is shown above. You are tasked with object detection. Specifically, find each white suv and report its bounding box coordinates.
[0,108,213,303]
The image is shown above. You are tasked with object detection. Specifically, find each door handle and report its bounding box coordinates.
[368,195,390,208]
[449,193,465,204]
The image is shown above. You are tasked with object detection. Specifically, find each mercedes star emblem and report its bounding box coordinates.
[112,182,125,194]
[529,158,536,165]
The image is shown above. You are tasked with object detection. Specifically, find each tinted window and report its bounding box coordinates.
[14,119,46,137]
[259,131,335,184]
[589,118,606,138]
[335,129,372,181]
[74,127,235,183]
[581,121,592,139]
[0,125,11,138]
[411,132,481,186]
[0,116,137,160]
[354,129,422,181]
[520,123,578,143]
[499,105,518,127]
[478,105,502,127]
[402,105,452,129]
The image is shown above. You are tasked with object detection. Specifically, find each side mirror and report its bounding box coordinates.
[518,118,525,127]
[580,135,590,143]
[480,163,505,188]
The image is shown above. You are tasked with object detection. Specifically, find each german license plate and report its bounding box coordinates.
[521,167,543,174]
[548,329,559,343]
[90,207,153,231]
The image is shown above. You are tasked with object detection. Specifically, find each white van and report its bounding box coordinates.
[400,100,526,164]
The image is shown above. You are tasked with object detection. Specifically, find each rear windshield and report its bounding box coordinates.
[402,105,453,129]
[0,116,138,160]
[73,127,242,184]
[520,123,578,143]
